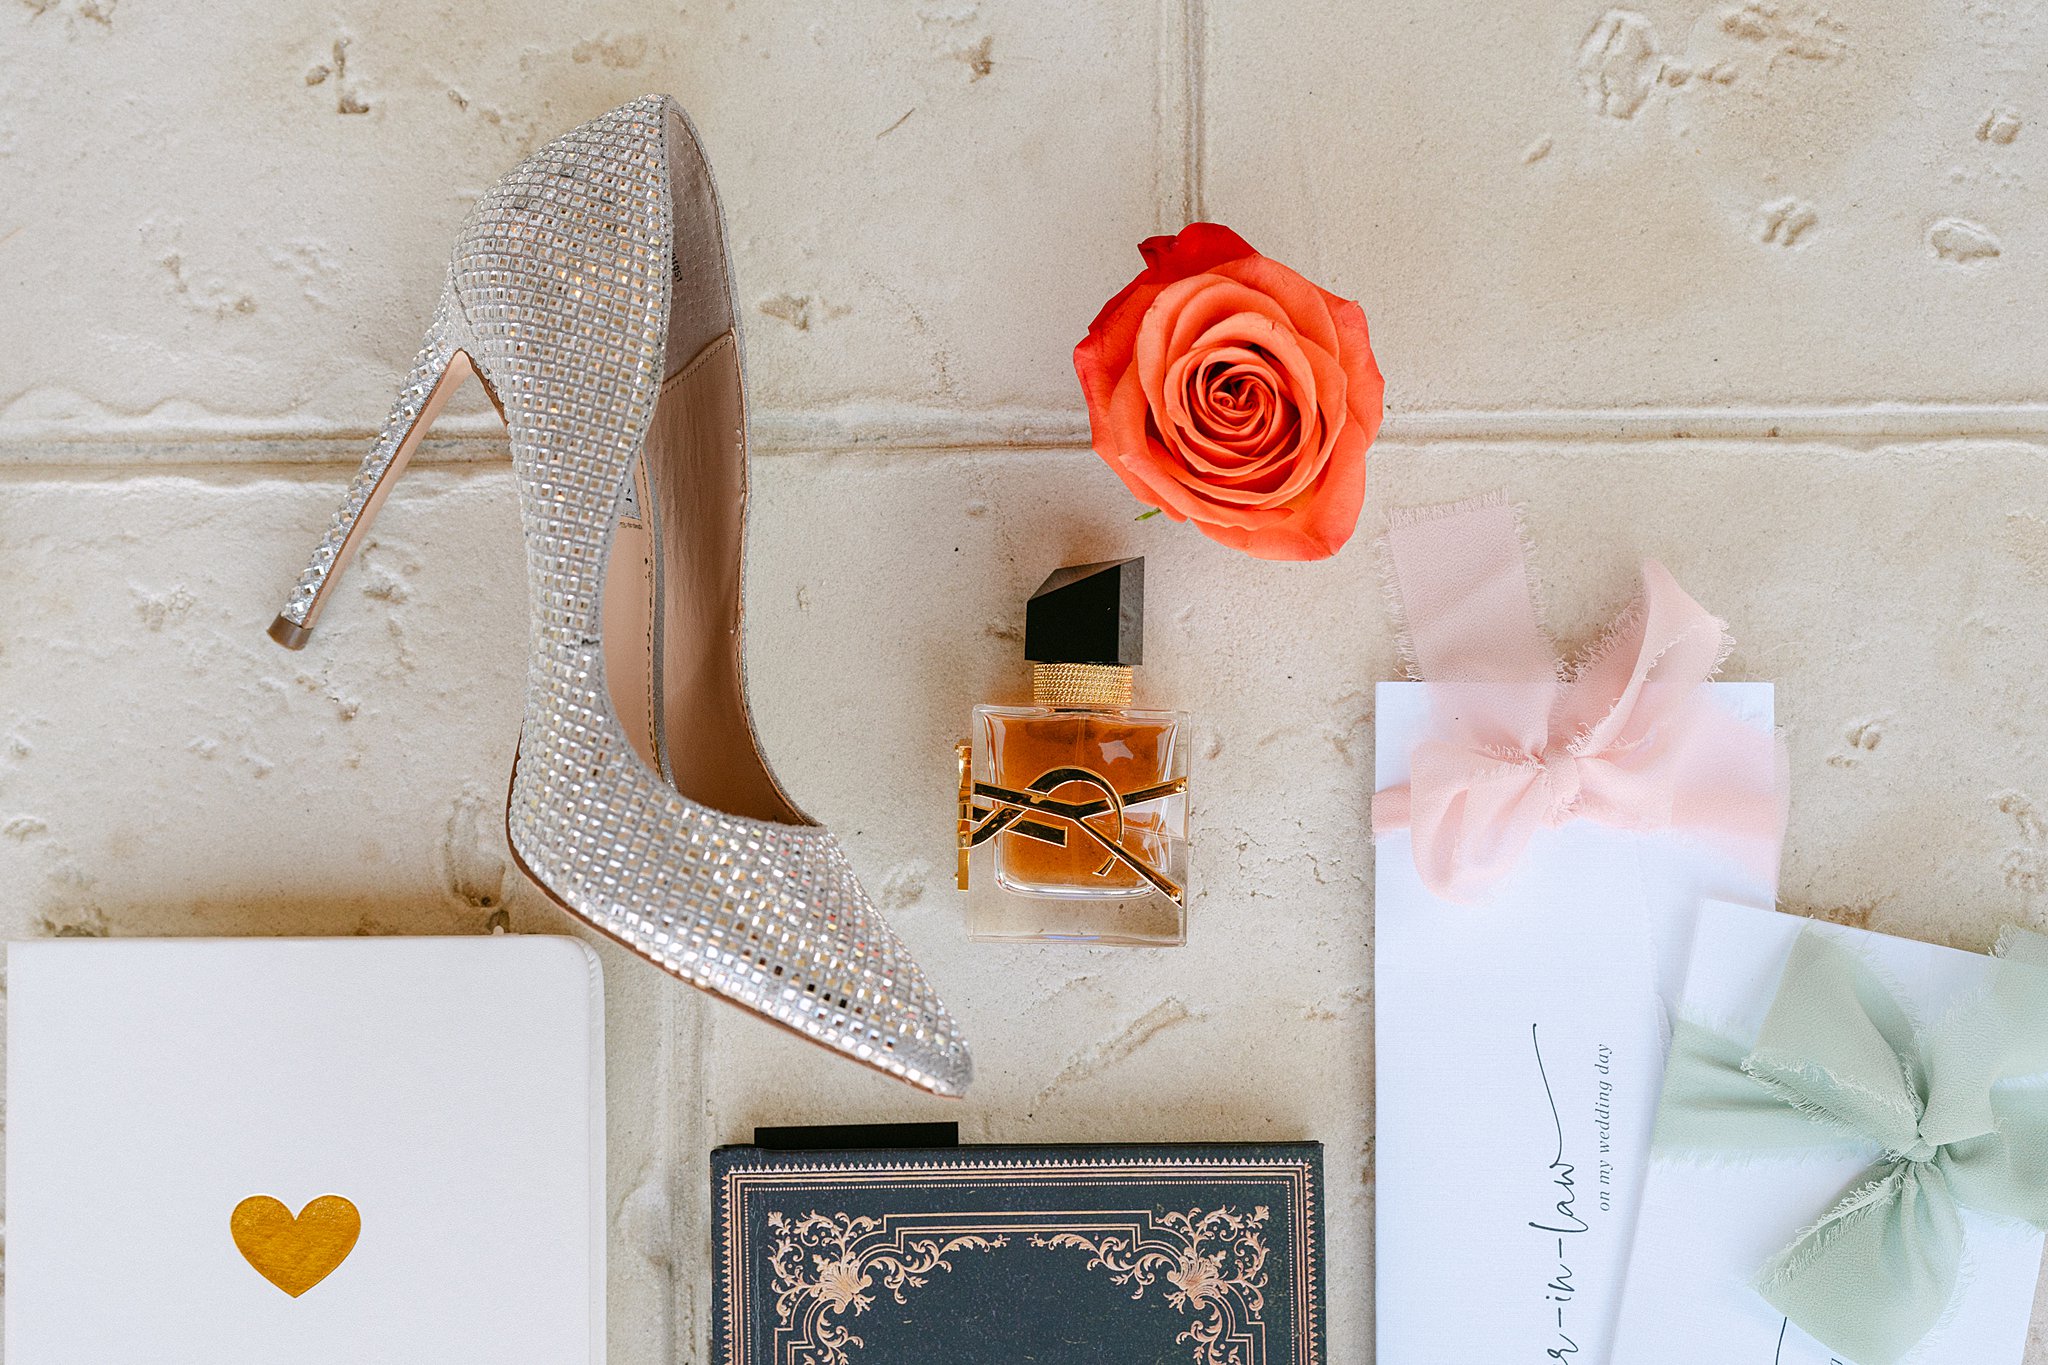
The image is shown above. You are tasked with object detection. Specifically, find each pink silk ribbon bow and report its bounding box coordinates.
[1372,497,1785,903]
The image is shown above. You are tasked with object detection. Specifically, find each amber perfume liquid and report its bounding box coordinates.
[963,702,1190,945]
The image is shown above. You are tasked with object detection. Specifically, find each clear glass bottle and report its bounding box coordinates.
[959,559,1190,945]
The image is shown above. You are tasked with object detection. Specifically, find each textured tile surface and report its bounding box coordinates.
[4,0,2048,1361]
[0,2,1165,439]
[1206,0,2048,414]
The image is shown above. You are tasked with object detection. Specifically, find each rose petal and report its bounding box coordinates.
[1192,361,1285,450]
[1113,375,1299,532]
[1324,294,1385,437]
[1201,365,1293,462]
[1232,415,1370,561]
[1163,345,1298,472]
[1163,277,1305,366]
[1133,275,1227,421]
[1074,278,1164,447]
[1213,255,1343,357]
[1234,330,1350,504]
[1168,325,1335,502]
[1098,366,1194,514]
[1203,328,1349,490]
[1135,222,1258,283]
[1147,313,1321,477]
[1138,276,1309,424]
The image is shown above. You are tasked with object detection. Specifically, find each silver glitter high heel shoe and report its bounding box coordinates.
[268,96,972,1096]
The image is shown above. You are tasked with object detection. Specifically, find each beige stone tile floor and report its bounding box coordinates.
[4,1,2048,1361]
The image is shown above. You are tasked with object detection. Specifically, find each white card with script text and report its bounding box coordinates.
[1611,901,2045,1365]
[1373,681,1776,1365]
[6,936,605,1365]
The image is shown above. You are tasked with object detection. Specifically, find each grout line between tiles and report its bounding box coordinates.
[658,981,683,1365]
[11,401,2048,471]
[682,994,713,1364]
[1185,0,1206,225]
[1154,0,1199,232]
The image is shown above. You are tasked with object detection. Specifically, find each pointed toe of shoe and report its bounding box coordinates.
[910,1037,975,1099]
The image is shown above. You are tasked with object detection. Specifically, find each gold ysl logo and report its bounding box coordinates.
[957,744,1186,904]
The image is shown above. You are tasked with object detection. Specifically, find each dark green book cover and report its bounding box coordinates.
[711,1137,1325,1365]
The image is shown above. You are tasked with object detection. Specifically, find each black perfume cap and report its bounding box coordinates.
[1024,558,1144,666]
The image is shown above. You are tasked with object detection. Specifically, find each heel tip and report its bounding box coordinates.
[267,616,312,650]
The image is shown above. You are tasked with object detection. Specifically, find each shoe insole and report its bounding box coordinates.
[595,104,808,828]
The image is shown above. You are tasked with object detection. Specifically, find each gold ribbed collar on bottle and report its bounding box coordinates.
[1031,662,1134,709]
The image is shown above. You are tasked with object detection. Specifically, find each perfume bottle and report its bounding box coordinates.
[959,558,1191,945]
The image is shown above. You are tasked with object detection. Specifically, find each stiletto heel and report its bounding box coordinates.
[269,300,496,649]
[267,96,972,1095]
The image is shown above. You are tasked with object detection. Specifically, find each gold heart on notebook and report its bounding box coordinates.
[230,1194,361,1297]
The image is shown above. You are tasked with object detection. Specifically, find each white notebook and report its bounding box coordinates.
[6,936,606,1364]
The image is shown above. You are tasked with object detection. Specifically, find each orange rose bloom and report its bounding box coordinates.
[1074,223,1383,561]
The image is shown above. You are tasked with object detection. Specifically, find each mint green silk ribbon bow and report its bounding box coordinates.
[1653,927,2048,1365]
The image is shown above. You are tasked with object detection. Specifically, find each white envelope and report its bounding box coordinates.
[1612,900,2047,1365]
[1373,680,1776,1365]
[5,935,606,1364]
